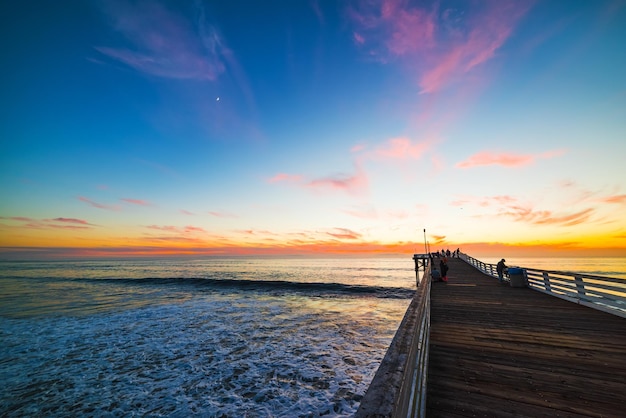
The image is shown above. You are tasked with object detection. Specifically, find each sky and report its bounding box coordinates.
[1,0,626,259]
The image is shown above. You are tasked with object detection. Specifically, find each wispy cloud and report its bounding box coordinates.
[456,194,596,227]
[1,216,32,222]
[270,164,368,196]
[96,1,226,81]
[52,218,93,226]
[78,196,120,211]
[456,149,565,168]
[180,209,195,216]
[146,225,207,234]
[268,173,304,184]
[349,0,533,93]
[208,211,238,218]
[327,228,362,240]
[534,208,594,226]
[342,206,378,220]
[121,198,153,207]
[599,194,626,204]
[431,235,447,245]
[306,166,368,195]
[370,137,431,160]
[1,216,96,230]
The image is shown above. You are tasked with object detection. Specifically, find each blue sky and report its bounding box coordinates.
[1,0,626,258]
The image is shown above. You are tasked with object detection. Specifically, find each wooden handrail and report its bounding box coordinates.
[460,253,626,318]
[355,255,431,418]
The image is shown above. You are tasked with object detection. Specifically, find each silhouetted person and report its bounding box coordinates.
[431,267,441,282]
[440,258,449,282]
[497,259,507,283]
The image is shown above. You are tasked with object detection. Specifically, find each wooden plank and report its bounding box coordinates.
[426,258,626,418]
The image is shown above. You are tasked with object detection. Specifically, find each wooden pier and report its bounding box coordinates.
[427,257,626,417]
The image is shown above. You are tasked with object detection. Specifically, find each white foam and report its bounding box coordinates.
[1,292,408,417]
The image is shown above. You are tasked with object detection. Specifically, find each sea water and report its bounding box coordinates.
[0,258,417,417]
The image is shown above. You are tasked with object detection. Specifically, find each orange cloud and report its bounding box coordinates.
[454,194,598,227]
[430,235,446,245]
[327,228,362,240]
[600,194,626,204]
[535,209,593,226]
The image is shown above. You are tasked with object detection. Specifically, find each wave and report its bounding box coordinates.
[86,277,416,299]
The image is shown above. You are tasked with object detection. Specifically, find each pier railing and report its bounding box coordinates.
[355,254,431,418]
[460,253,626,318]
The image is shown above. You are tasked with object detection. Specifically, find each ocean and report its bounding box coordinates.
[0,257,417,417]
[1,256,624,417]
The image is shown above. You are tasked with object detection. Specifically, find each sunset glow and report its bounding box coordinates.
[1,1,626,259]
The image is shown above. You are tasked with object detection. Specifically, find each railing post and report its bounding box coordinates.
[574,275,586,300]
[543,272,551,292]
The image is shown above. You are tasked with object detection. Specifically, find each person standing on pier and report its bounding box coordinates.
[497,259,507,283]
[440,258,449,282]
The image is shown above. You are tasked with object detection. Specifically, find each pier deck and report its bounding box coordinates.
[427,258,626,417]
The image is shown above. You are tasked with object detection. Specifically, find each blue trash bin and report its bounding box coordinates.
[508,267,527,287]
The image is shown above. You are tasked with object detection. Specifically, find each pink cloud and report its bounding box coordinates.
[385,209,410,220]
[372,137,430,160]
[51,218,93,226]
[146,225,206,234]
[180,209,195,216]
[95,1,226,81]
[271,163,369,196]
[183,225,207,233]
[349,0,533,93]
[456,152,532,168]
[350,143,367,153]
[268,173,303,184]
[342,206,378,220]
[456,149,564,168]
[353,32,365,45]
[208,211,238,218]
[78,196,120,211]
[307,166,368,195]
[121,198,152,206]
